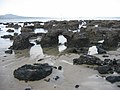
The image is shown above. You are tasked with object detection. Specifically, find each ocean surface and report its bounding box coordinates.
[0,17,120,23]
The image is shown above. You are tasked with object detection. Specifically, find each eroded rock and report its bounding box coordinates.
[9,33,34,50]
[14,63,53,81]
[73,54,103,65]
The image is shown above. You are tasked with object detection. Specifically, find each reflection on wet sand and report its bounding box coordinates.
[42,45,59,55]
[14,48,30,58]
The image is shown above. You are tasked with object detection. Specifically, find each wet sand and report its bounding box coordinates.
[0,47,120,90]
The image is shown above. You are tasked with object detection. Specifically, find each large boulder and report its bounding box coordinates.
[103,31,119,50]
[40,31,59,47]
[73,54,103,65]
[65,32,90,48]
[14,63,53,81]
[9,33,34,50]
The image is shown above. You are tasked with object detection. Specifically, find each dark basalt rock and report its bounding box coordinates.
[9,33,34,50]
[96,65,113,74]
[40,32,58,47]
[95,59,120,74]
[58,66,62,70]
[66,32,90,48]
[103,31,119,50]
[96,46,106,54]
[5,49,13,54]
[68,20,79,30]
[21,27,34,32]
[1,35,13,39]
[14,63,53,81]
[106,76,120,83]
[14,24,20,29]
[6,23,20,29]
[6,29,14,32]
[73,54,103,65]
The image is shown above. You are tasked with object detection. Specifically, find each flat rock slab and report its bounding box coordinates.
[14,63,53,81]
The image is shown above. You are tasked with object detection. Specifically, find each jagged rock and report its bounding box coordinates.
[14,63,53,81]
[68,20,79,30]
[9,33,34,50]
[5,49,13,54]
[73,54,103,65]
[6,29,14,32]
[106,76,120,83]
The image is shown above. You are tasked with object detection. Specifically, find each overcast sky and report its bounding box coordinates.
[0,0,120,17]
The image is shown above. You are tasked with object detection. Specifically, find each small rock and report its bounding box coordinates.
[117,85,120,88]
[75,85,79,88]
[53,66,57,69]
[54,76,60,81]
[25,87,31,90]
[102,55,109,57]
[38,58,44,61]
[58,66,62,70]
[44,78,50,82]
[5,49,13,54]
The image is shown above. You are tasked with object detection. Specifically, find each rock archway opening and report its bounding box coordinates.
[58,35,67,52]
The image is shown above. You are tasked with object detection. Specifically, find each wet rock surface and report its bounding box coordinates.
[9,33,34,50]
[1,35,13,39]
[73,54,103,65]
[14,63,53,81]
[96,59,120,74]
[6,29,14,32]
[5,49,13,54]
[106,76,120,83]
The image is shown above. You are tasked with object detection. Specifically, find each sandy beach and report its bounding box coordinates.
[0,47,120,90]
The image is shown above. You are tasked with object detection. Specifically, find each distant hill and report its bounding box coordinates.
[0,14,53,19]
